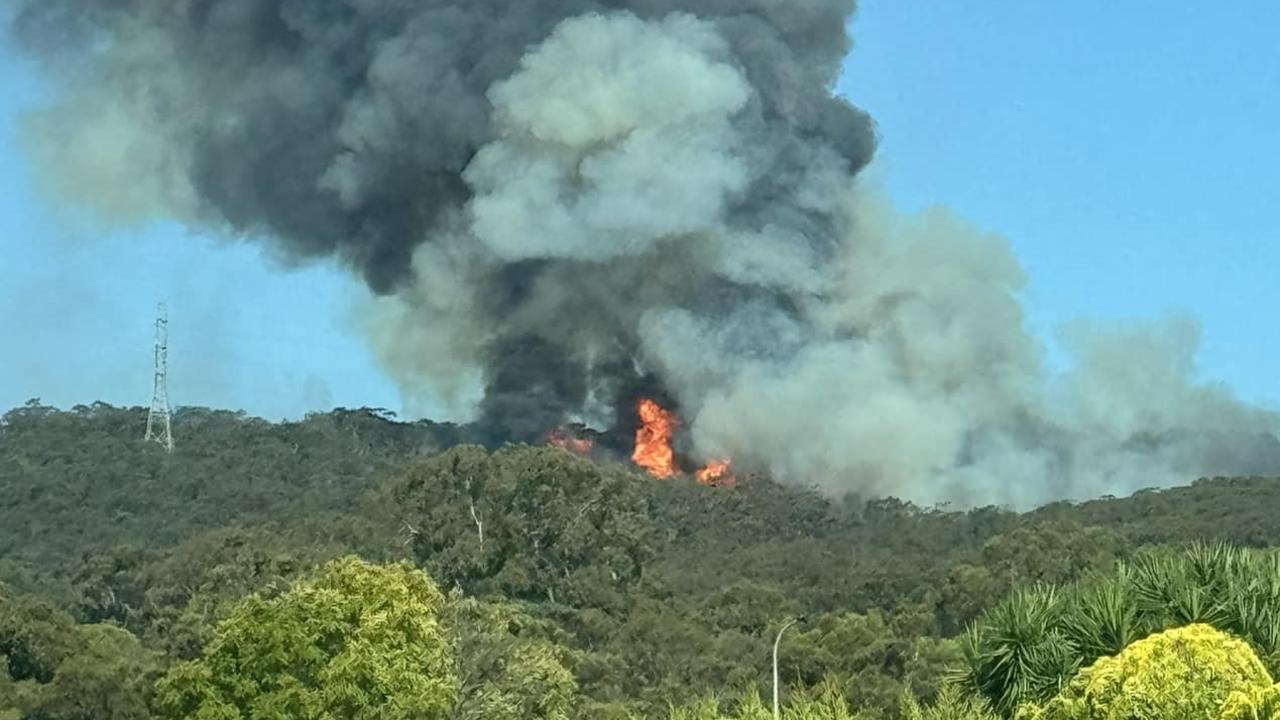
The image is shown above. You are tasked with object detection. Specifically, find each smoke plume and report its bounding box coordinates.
[10,1,1279,506]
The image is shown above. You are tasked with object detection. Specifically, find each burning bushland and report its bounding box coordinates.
[548,398,735,487]
[629,398,735,486]
[10,1,1280,505]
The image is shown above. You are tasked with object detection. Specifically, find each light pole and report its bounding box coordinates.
[772,616,805,720]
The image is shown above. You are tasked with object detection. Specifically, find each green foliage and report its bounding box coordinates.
[1032,476,1280,548]
[0,405,409,593]
[6,405,1280,718]
[938,523,1126,633]
[901,684,1000,720]
[1220,682,1280,720]
[1057,574,1141,660]
[787,609,960,714]
[68,527,345,661]
[1018,624,1274,720]
[444,594,577,720]
[779,681,859,720]
[669,680,853,720]
[396,445,656,608]
[23,624,161,720]
[0,587,159,719]
[959,587,1077,715]
[587,596,764,710]
[961,544,1280,716]
[153,556,458,720]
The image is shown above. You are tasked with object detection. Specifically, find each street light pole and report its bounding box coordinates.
[772,617,803,720]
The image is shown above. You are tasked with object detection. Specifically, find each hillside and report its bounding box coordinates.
[2,401,1279,717]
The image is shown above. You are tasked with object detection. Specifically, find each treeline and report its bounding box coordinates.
[2,402,1280,718]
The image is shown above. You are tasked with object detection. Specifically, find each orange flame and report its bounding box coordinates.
[695,458,736,487]
[632,398,678,479]
[630,398,735,487]
[547,427,593,455]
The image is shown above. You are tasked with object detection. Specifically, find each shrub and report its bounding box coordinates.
[962,544,1280,714]
[1018,624,1273,720]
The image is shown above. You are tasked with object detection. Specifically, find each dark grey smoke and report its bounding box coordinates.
[11,0,866,289]
[11,0,1280,506]
[10,0,869,435]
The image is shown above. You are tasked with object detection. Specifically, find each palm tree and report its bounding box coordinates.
[958,586,1076,716]
[1060,574,1142,660]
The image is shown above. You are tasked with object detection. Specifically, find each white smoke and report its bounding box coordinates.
[12,3,1280,507]
[17,16,197,225]
[668,190,1280,507]
[467,13,752,263]
[369,13,1280,507]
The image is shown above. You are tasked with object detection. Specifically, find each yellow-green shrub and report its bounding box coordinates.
[1018,624,1273,720]
[1220,683,1280,720]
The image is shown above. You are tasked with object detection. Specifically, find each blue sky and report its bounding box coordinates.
[841,2,1280,407]
[1,2,1277,419]
[0,38,402,417]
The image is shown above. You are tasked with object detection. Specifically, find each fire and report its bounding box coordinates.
[695,458,736,487]
[632,398,678,479]
[631,398,736,486]
[547,427,593,455]
[543,401,733,486]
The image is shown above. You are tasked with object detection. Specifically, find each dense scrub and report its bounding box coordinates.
[3,402,1280,717]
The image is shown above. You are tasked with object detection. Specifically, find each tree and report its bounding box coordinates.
[114,528,341,660]
[26,624,160,720]
[17,403,1280,719]
[785,609,958,715]
[153,556,458,720]
[0,587,159,720]
[397,445,655,608]
[444,594,578,720]
[938,522,1125,634]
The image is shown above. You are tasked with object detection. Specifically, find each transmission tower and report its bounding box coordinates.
[144,303,174,451]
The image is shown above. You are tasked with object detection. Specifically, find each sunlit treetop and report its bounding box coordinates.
[1018,624,1275,720]
[153,556,458,720]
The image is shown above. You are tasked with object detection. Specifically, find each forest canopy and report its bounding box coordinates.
[3,402,1280,718]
